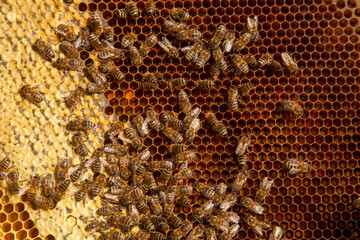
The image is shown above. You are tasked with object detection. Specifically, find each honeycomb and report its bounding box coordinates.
[0,0,359,239]
[77,0,359,239]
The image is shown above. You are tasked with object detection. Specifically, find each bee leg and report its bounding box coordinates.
[237,97,246,106]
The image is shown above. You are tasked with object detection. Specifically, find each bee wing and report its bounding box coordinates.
[84,158,96,168]
[68,185,81,195]
[159,191,166,203]
[101,39,114,49]
[235,140,246,155]
[18,184,30,196]
[265,179,274,190]
[118,135,132,144]
[181,45,193,52]
[281,52,292,66]
[99,157,110,168]
[224,39,234,53]
[189,118,201,131]
[158,39,169,52]
[235,66,242,75]
[140,118,149,137]
[180,160,188,170]
[251,224,264,238]
[289,168,301,175]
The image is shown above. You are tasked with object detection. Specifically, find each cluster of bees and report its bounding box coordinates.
[6,1,360,240]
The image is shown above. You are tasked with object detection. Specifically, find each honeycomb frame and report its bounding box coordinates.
[0,0,359,239]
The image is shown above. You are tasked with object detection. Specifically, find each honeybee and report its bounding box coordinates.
[98,230,127,240]
[195,48,211,69]
[88,12,103,36]
[168,78,187,90]
[163,18,188,33]
[352,197,360,212]
[42,173,55,198]
[146,107,162,131]
[181,39,204,62]
[216,209,240,224]
[116,8,129,18]
[170,8,190,21]
[209,64,220,80]
[244,55,258,67]
[195,80,216,90]
[68,161,87,183]
[236,134,253,156]
[129,45,143,66]
[170,221,193,240]
[233,33,251,52]
[139,34,158,57]
[214,182,227,196]
[97,205,122,217]
[75,27,90,51]
[145,0,156,15]
[132,114,149,137]
[231,170,248,193]
[236,154,249,168]
[53,158,69,183]
[150,215,170,232]
[193,200,215,219]
[255,177,274,203]
[159,37,179,57]
[143,72,161,85]
[57,178,71,194]
[0,155,10,180]
[176,28,201,41]
[140,215,156,232]
[172,161,192,184]
[186,224,205,240]
[258,53,273,68]
[157,167,172,185]
[108,66,124,82]
[136,198,151,214]
[88,32,105,51]
[222,30,236,53]
[177,195,191,207]
[90,174,107,198]
[284,158,311,175]
[165,116,183,130]
[173,185,193,196]
[139,81,156,91]
[98,40,125,60]
[147,195,163,216]
[238,82,253,96]
[60,40,78,58]
[282,52,299,75]
[143,171,157,192]
[205,228,217,240]
[163,202,175,218]
[19,85,44,107]
[105,122,124,140]
[177,90,192,114]
[185,118,200,142]
[168,144,187,155]
[53,58,84,72]
[19,174,41,202]
[73,179,90,203]
[126,1,140,18]
[246,16,260,41]
[269,226,285,240]
[240,196,264,215]
[245,214,270,238]
[131,148,151,172]
[103,26,114,43]
[71,133,88,156]
[210,25,227,49]
[149,232,166,240]
[232,54,249,75]
[205,112,228,137]
[282,99,303,117]
[119,124,143,151]
[212,47,227,71]
[85,219,110,234]
[85,148,108,173]
[108,215,135,231]
[219,224,240,240]
[121,33,137,49]
[33,39,55,60]
[194,181,215,199]
[33,195,55,209]
[163,127,184,144]
[220,192,237,211]
[104,142,128,157]
[5,167,19,194]
[209,215,230,233]
[228,86,239,111]
[52,22,76,42]
[66,118,96,132]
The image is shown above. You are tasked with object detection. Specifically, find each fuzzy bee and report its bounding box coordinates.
[282,52,299,75]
